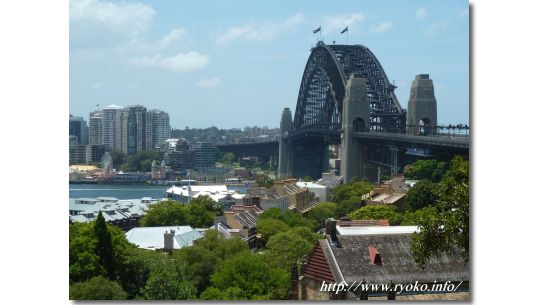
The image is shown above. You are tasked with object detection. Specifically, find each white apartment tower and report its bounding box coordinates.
[102,104,124,150]
[148,109,171,149]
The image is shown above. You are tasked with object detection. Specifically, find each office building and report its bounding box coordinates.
[191,142,216,169]
[69,115,88,145]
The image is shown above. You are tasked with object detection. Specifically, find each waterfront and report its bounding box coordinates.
[69,183,248,200]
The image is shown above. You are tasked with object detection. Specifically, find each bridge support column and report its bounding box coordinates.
[278,108,293,178]
[341,76,370,183]
[407,74,437,135]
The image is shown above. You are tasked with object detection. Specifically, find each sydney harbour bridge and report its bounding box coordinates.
[218,42,469,182]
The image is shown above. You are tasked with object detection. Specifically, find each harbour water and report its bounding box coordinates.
[69,183,248,200]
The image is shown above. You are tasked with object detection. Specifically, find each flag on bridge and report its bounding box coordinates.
[341,26,348,34]
[313,26,321,33]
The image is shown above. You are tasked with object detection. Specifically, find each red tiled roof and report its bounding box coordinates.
[302,242,336,282]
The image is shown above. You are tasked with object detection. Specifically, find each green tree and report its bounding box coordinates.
[411,156,469,266]
[141,262,196,300]
[288,226,322,244]
[263,231,316,271]
[404,180,439,211]
[348,205,403,225]
[110,149,127,169]
[256,218,289,241]
[70,276,127,300]
[94,211,114,278]
[403,159,448,182]
[219,152,235,164]
[70,223,106,283]
[139,200,188,227]
[307,202,337,227]
[173,230,248,296]
[335,196,362,218]
[332,180,373,203]
[401,206,438,225]
[255,174,274,188]
[200,252,289,300]
[116,249,155,299]
[302,176,313,182]
[140,197,222,228]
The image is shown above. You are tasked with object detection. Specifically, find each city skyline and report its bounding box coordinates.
[70,0,469,129]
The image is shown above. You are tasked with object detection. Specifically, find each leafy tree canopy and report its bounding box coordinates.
[256,218,289,241]
[348,205,402,225]
[403,159,448,182]
[401,206,438,225]
[140,196,222,228]
[404,179,440,211]
[200,252,289,300]
[69,276,128,300]
[259,208,315,230]
[173,230,248,296]
[263,230,317,271]
[411,156,469,266]
[255,174,274,188]
[306,201,337,228]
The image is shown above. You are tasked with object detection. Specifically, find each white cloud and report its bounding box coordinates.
[423,21,450,37]
[92,82,103,89]
[416,8,427,21]
[70,0,156,46]
[158,28,187,49]
[216,14,304,45]
[323,13,365,34]
[371,21,393,33]
[196,77,222,88]
[129,52,209,73]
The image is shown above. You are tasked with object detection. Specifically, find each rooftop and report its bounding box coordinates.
[125,226,203,250]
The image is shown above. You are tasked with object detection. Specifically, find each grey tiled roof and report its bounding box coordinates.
[323,234,469,284]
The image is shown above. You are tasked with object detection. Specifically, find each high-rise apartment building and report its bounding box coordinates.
[89,110,103,146]
[102,104,124,150]
[116,105,148,155]
[148,109,170,149]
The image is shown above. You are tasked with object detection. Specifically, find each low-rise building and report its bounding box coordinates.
[363,175,409,210]
[243,187,289,212]
[296,181,329,202]
[165,184,245,207]
[69,197,159,231]
[125,226,203,250]
[296,219,469,300]
[274,179,316,213]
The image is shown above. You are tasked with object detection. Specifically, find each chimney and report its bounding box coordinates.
[164,230,175,251]
[326,218,338,243]
[368,245,382,265]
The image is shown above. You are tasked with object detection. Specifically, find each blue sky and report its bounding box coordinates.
[70,0,469,129]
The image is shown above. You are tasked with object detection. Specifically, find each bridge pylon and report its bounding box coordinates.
[407,74,437,135]
[277,108,293,178]
[341,76,370,183]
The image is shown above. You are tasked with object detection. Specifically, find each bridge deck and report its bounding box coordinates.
[353,131,469,149]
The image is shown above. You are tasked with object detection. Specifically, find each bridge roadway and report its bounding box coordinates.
[352,131,469,149]
[218,131,468,160]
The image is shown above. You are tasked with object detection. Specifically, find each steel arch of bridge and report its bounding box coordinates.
[292,42,407,136]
